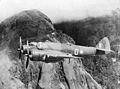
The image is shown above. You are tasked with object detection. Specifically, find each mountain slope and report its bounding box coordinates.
[0,9,102,89]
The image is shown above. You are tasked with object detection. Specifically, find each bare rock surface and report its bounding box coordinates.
[0,48,25,89]
[0,9,102,89]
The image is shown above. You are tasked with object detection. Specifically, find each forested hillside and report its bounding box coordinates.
[54,9,120,89]
[54,9,120,47]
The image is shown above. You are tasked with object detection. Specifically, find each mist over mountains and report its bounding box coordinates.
[0,0,120,23]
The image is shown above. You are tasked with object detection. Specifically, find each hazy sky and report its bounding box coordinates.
[0,0,120,23]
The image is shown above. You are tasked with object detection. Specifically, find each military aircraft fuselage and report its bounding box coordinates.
[38,42,97,56]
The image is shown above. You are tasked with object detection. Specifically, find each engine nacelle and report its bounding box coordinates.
[29,49,64,62]
[29,49,44,61]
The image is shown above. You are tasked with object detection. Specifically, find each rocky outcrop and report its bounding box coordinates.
[0,9,102,89]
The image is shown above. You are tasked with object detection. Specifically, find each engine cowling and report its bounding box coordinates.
[29,49,44,61]
[29,49,64,62]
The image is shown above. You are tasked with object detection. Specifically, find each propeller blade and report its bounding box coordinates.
[20,36,22,49]
[26,56,29,69]
[19,51,21,59]
[18,37,22,59]
[27,40,29,55]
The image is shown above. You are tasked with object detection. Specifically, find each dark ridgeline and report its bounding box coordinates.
[54,9,120,89]
[54,9,120,47]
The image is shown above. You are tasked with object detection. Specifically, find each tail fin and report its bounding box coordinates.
[96,37,110,50]
[96,37,115,55]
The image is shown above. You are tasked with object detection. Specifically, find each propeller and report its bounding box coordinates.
[25,40,30,69]
[25,52,33,69]
[20,36,22,49]
[18,37,31,69]
[26,40,29,55]
[18,50,21,59]
[26,55,29,69]
[18,36,23,59]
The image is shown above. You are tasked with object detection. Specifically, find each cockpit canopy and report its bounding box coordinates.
[36,42,48,50]
[29,42,37,46]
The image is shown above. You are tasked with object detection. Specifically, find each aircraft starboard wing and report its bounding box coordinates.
[40,50,80,59]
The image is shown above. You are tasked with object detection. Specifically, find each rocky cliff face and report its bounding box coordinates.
[0,10,102,89]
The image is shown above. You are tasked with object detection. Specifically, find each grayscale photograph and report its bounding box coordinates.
[0,0,120,89]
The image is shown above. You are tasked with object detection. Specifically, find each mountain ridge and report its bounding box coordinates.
[0,9,102,89]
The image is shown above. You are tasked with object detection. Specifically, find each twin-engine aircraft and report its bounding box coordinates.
[18,37,114,68]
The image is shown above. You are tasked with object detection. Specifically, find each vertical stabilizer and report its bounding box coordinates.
[96,37,110,51]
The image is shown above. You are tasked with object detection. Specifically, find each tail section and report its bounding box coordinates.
[96,37,110,51]
[96,37,114,55]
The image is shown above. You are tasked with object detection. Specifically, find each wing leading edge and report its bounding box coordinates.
[40,50,80,59]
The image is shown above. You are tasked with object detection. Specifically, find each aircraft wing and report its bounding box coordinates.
[41,50,80,59]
